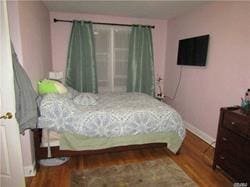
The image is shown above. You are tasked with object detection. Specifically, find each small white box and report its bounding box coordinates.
[49,71,64,80]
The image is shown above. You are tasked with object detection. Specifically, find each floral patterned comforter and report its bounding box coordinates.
[38,92,185,140]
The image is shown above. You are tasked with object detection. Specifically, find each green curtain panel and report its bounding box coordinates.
[127,25,155,96]
[66,21,98,93]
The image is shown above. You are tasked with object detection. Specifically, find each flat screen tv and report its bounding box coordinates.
[177,35,209,66]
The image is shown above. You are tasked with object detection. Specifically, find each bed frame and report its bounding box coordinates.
[32,128,172,162]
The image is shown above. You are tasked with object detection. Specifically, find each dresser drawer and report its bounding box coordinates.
[241,141,250,167]
[223,112,250,137]
[217,153,246,182]
[217,128,244,158]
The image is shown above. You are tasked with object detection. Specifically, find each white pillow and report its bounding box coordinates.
[73,93,98,106]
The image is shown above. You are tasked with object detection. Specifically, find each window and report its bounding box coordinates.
[94,25,130,93]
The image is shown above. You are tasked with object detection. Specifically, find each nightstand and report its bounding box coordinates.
[213,106,250,183]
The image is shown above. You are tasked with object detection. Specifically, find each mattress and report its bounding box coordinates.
[41,129,183,154]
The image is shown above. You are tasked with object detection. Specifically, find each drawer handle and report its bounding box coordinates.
[222,137,227,141]
[219,156,225,160]
[231,121,236,125]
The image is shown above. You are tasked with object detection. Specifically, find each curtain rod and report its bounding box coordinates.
[53,18,155,29]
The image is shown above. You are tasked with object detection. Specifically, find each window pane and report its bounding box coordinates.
[115,49,129,61]
[114,76,127,92]
[94,27,111,93]
[114,29,129,92]
[114,76,126,86]
[114,30,130,48]
[115,60,127,76]
[94,27,130,93]
[96,55,108,81]
[96,53,108,62]
[94,29,110,53]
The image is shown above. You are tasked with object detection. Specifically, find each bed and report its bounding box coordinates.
[34,92,185,160]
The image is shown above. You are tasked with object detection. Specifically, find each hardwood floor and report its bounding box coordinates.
[26,130,233,187]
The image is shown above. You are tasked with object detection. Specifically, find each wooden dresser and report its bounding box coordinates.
[213,106,250,183]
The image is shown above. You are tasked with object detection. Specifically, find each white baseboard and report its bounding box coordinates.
[24,161,36,177]
[184,121,216,147]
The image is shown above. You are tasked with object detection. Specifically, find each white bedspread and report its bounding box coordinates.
[38,92,185,140]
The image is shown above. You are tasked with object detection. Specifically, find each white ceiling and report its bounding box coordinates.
[43,1,210,20]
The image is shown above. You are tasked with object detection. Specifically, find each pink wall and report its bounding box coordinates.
[18,1,52,87]
[164,2,250,139]
[7,1,52,167]
[50,12,167,90]
[7,1,23,66]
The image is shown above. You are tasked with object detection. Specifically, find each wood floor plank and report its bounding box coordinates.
[26,130,232,187]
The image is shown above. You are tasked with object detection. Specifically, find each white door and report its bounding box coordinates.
[0,0,25,186]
